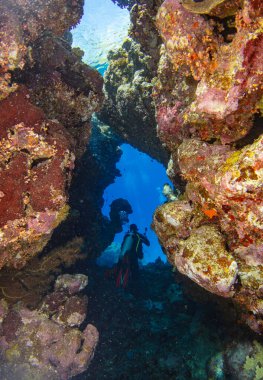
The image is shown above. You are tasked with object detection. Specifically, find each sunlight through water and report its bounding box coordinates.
[71,0,130,71]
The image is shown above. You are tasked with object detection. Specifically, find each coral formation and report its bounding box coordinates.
[152,0,263,333]
[0,88,74,269]
[24,33,104,158]
[0,0,104,269]
[0,274,98,380]
[154,135,263,332]
[100,0,169,164]
[155,0,263,145]
[0,237,86,308]
[208,339,263,380]
[59,117,133,259]
[0,0,83,101]
[181,0,244,18]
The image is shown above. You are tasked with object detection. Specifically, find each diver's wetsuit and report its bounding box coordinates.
[122,232,150,280]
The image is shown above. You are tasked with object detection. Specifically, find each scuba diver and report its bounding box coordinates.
[116,224,150,288]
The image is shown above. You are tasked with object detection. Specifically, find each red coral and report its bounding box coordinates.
[0,88,74,269]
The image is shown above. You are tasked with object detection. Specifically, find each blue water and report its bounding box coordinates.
[71,0,129,67]
[102,144,172,264]
[72,0,173,265]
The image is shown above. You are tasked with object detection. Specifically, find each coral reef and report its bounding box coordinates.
[0,274,98,380]
[0,0,83,101]
[100,0,169,164]
[23,33,104,158]
[153,136,263,332]
[55,117,133,259]
[155,0,263,145]
[0,0,104,269]
[152,0,263,333]
[0,88,74,269]
[0,237,86,308]
[181,0,244,18]
[209,339,263,380]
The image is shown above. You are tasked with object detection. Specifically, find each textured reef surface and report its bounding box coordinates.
[100,0,169,163]
[1,0,263,377]
[0,273,98,380]
[153,0,263,334]
[103,0,263,334]
[0,0,107,376]
[0,0,104,270]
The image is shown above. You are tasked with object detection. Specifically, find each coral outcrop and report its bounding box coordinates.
[0,0,104,269]
[152,0,263,333]
[155,0,263,145]
[0,274,98,380]
[23,33,104,158]
[0,0,83,101]
[0,237,87,308]
[0,88,74,269]
[100,0,169,164]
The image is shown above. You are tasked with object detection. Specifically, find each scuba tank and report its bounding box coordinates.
[120,232,135,257]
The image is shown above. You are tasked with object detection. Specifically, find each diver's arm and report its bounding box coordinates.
[139,233,150,246]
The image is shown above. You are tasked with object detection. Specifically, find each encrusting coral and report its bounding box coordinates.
[152,0,263,333]
[0,237,86,308]
[0,0,104,269]
[0,273,98,380]
[181,0,244,18]
[0,88,74,270]
[155,0,263,145]
[100,0,169,164]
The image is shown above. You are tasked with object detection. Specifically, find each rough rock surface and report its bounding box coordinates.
[0,0,84,101]
[0,88,74,269]
[100,0,169,164]
[0,0,104,269]
[155,0,263,146]
[152,0,263,333]
[0,274,98,380]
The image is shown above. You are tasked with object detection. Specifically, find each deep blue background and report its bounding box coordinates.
[102,144,171,264]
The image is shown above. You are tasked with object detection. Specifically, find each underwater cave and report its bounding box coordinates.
[0,0,262,379]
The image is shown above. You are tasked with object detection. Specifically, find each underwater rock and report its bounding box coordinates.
[0,273,98,380]
[24,33,104,159]
[0,0,83,101]
[154,206,238,298]
[152,0,263,333]
[100,0,169,164]
[208,339,263,380]
[156,0,220,81]
[153,135,263,331]
[0,88,74,269]
[0,238,87,309]
[0,0,105,268]
[109,198,133,233]
[156,0,263,144]
[181,0,244,18]
[62,117,133,259]
[111,0,137,10]
[55,274,88,295]
[177,137,263,266]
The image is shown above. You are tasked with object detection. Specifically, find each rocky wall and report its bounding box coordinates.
[0,0,104,270]
[152,0,263,334]
[104,0,263,333]
[0,273,98,380]
[100,0,169,164]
